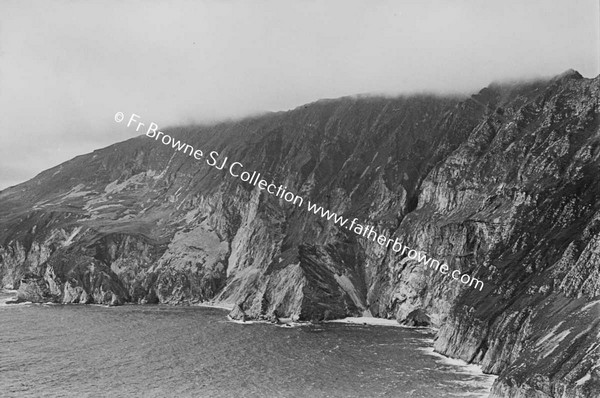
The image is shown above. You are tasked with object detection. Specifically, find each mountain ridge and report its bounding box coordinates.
[1,70,599,397]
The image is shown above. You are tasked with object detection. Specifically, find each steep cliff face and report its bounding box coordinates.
[1,70,598,397]
[425,71,600,397]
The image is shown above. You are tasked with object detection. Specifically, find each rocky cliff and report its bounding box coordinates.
[1,70,599,397]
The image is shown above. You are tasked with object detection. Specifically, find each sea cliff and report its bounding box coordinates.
[1,70,598,397]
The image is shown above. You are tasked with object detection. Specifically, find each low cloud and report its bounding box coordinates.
[0,0,598,189]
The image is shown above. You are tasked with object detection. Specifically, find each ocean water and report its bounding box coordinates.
[0,293,495,397]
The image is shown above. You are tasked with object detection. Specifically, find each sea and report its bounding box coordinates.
[0,290,495,397]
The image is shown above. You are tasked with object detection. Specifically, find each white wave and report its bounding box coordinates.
[418,346,497,397]
[195,302,234,311]
[226,316,259,325]
[0,300,31,307]
[328,316,402,326]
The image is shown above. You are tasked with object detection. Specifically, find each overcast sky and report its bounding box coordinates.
[0,0,598,190]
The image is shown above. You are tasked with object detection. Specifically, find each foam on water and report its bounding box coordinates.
[419,346,497,397]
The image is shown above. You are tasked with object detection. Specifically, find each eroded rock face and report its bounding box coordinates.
[0,70,599,397]
[228,303,248,322]
[400,308,431,327]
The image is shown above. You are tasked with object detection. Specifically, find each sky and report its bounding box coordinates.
[0,0,598,190]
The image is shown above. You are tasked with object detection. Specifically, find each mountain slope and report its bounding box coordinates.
[1,70,599,397]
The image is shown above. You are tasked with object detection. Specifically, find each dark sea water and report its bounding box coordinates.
[0,293,495,397]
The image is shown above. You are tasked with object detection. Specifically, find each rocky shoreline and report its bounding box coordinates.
[1,71,599,397]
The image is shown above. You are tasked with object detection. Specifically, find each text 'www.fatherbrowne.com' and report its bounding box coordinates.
[115,112,485,291]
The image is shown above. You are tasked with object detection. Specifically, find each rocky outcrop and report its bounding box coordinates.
[400,308,431,327]
[0,70,599,397]
[14,247,130,305]
[17,274,53,302]
[228,303,248,322]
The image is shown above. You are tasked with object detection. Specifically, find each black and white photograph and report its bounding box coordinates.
[1,1,599,397]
